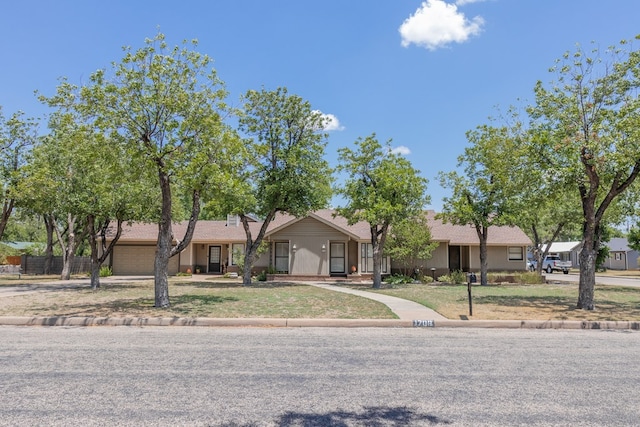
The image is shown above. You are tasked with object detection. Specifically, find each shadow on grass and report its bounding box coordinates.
[217,406,451,427]
[43,294,240,317]
[471,295,575,308]
[471,294,640,318]
[177,281,308,289]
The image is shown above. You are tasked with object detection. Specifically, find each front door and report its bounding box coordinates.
[330,242,345,275]
[208,245,221,273]
[449,245,461,271]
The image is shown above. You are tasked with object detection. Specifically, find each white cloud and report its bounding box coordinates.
[316,112,345,131]
[455,0,485,5]
[391,145,411,156]
[399,0,485,51]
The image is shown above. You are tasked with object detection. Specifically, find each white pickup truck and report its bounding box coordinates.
[530,255,572,274]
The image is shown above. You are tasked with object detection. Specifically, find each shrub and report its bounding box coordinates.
[266,266,278,274]
[450,270,467,284]
[437,270,467,284]
[99,266,113,277]
[256,271,267,281]
[418,274,434,284]
[520,271,545,284]
[383,274,414,286]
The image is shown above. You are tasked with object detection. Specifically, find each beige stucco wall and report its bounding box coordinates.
[269,217,351,275]
[390,243,527,275]
[468,245,527,271]
[390,242,447,276]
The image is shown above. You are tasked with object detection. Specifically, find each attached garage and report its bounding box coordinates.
[111,245,179,275]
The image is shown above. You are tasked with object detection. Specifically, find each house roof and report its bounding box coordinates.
[113,220,262,243]
[265,209,370,240]
[425,211,532,246]
[110,209,531,246]
[541,241,582,253]
[605,237,633,252]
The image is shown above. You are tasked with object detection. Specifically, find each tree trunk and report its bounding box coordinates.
[577,245,596,310]
[577,216,598,310]
[58,213,76,281]
[240,211,277,286]
[0,196,14,242]
[475,224,489,286]
[86,215,125,291]
[242,248,254,286]
[43,214,55,275]
[371,224,388,289]
[372,245,382,289]
[154,170,173,308]
[90,262,101,290]
[60,241,74,280]
[87,215,101,290]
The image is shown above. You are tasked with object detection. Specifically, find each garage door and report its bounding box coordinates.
[112,246,179,275]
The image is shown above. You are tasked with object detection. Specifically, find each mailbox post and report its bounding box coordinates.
[467,272,476,316]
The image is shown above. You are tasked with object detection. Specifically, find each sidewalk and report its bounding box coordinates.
[308,282,447,321]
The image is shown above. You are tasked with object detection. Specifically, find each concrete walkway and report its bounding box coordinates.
[309,282,447,320]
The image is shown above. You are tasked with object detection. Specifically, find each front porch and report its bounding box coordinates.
[266,274,370,283]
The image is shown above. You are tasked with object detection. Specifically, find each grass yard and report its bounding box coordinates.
[357,282,640,321]
[1,275,639,321]
[0,278,396,319]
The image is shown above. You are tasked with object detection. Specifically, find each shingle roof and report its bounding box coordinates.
[606,237,633,252]
[425,211,531,246]
[111,209,531,246]
[112,220,261,243]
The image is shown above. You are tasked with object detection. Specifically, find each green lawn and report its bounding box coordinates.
[0,278,397,319]
[1,275,639,321]
[359,282,640,321]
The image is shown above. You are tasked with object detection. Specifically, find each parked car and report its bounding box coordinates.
[530,255,571,274]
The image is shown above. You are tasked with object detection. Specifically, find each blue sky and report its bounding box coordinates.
[2,0,639,211]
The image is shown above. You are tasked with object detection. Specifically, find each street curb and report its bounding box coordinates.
[0,316,638,330]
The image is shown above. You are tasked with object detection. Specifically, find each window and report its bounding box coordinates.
[275,242,289,273]
[508,246,523,261]
[330,243,345,274]
[230,243,244,266]
[361,243,387,273]
[615,253,622,261]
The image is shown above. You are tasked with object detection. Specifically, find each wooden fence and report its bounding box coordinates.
[19,255,92,275]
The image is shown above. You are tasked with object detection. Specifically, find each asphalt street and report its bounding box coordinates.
[1,326,638,426]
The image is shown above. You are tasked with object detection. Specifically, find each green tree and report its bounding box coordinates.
[0,108,38,242]
[45,33,239,306]
[19,114,90,280]
[336,134,429,289]
[220,87,332,286]
[439,123,523,286]
[515,127,583,275]
[528,36,640,310]
[385,215,438,278]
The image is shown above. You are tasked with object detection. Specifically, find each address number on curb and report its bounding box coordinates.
[413,320,435,327]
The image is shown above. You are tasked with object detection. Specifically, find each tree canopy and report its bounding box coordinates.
[528,36,640,309]
[43,33,241,306]
[439,122,525,286]
[336,134,429,288]
[219,87,332,285]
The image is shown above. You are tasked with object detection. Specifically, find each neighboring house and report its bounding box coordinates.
[420,211,531,278]
[602,238,639,271]
[104,210,531,278]
[538,241,582,267]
